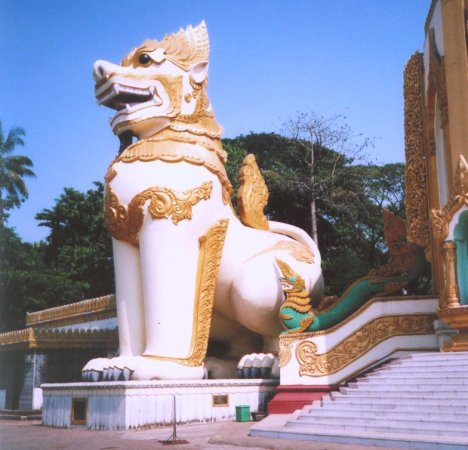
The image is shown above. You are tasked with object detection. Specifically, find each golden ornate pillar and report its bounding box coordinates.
[441,240,461,308]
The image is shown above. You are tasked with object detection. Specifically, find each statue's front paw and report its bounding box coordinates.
[81,356,135,382]
[237,353,279,379]
[82,358,109,381]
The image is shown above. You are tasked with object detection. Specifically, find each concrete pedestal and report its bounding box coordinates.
[42,379,278,430]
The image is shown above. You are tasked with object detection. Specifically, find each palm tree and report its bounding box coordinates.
[0,121,36,223]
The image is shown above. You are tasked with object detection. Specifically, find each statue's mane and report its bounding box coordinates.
[121,21,209,70]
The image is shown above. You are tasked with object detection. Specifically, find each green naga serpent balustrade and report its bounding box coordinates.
[278,210,427,333]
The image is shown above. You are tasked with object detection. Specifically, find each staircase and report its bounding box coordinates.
[251,352,468,449]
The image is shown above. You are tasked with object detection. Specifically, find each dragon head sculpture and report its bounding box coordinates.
[276,258,306,294]
[93,21,221,145]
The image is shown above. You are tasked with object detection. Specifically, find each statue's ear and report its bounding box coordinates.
[190,61,209,84]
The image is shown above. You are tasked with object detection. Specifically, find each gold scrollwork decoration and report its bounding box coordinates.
[249,240,314,265]
[237,154,269,230]
[104,164,117,183]
[116,138,232,204]
[275,241,314,264]
[105,181,213,245]
[143,181,212,223]
[279,335,300,368]
[296,314,435,377]
[430,155,468,240]
[189,218,229,365]
[403,52,430,249]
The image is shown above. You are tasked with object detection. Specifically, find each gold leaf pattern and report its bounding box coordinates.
[296,314,435,376]
[189,219,229,365]
[117,138,232,204]
[403,52,430,248]
[105,181,213,245]
[430,156,468,240]
[237,154,269,230]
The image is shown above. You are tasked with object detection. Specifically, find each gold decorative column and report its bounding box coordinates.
[441,240,461,308]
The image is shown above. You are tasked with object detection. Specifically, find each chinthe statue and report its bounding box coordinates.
[82,22,323,381]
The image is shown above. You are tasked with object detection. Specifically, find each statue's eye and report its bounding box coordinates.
[138,53,152,66]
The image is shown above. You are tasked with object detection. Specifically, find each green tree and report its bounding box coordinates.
[282,112,372,245]
[35,182,114,299]
[0,227,85,331]
[0,121,35,224]
[223,141,248,209]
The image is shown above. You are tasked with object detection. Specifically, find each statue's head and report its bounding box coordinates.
[93,21,219,141]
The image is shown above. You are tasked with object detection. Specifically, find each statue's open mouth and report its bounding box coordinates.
[95,78,163,114]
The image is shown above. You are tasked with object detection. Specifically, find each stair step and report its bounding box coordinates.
[332,389,468,404]
[333,391,468,401]
[269,424,468,449]
[374,360,468,369]
[349,379,468,387]
[318,401,468,413]
[363,371,468,379]
[298,408,468,422]
[287,418,468,437]
[251,426,468,450]
[341,385,468,394]
[407,352,468,361]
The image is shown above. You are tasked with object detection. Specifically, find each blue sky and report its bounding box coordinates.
[1,0,430,242]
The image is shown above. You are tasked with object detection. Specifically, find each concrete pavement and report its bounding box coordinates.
[0,418,399,450]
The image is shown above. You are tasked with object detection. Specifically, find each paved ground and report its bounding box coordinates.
[0,419,397,450]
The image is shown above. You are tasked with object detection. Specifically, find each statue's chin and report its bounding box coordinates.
[114,115,171,140]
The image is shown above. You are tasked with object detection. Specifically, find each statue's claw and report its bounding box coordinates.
[111,367,123,381]
[122,367,132,381]
[81,357,135,382]
[82,357,108,382]
[90,370,100,382]
[237,353,278,379]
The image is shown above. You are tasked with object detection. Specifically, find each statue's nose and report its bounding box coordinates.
[93,60,114,83]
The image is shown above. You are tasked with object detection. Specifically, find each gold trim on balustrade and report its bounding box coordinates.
[279,295,435,368]
[0,328,117,351]
[295,314,435,377]
[26,295,116,327]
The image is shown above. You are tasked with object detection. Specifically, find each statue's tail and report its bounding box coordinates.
[269,221,321,266]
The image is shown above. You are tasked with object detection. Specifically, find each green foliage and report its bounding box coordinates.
[223,142,247,209]
[0,226,85,331]
[1,182,114,331]
[0,121,35,224]
[36,182,114,299]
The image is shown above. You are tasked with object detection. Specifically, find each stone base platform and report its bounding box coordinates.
[41,379,278,430]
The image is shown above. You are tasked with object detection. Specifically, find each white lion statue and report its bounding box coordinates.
[82,21,323,381]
